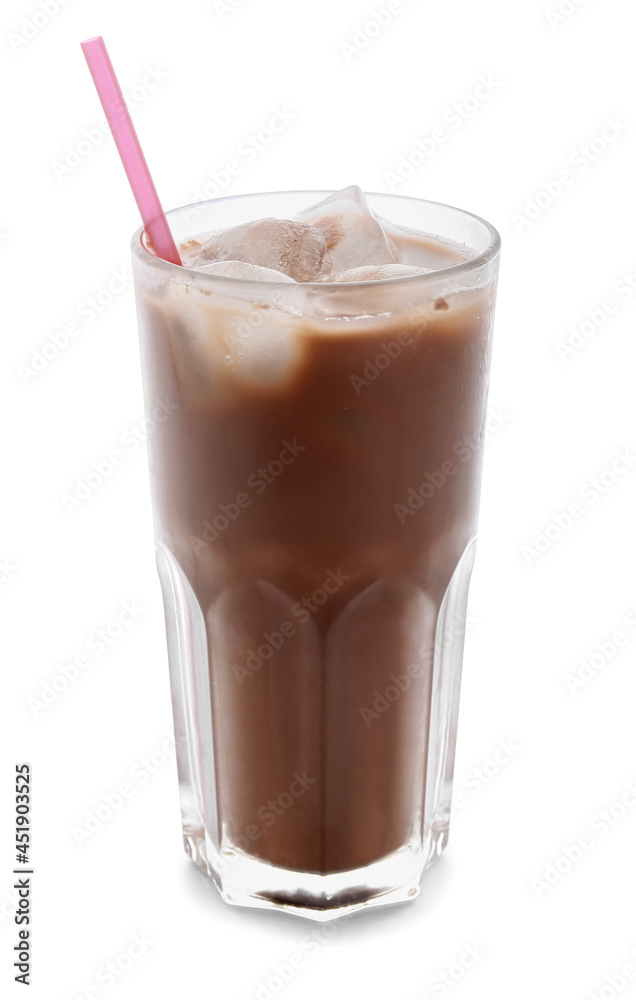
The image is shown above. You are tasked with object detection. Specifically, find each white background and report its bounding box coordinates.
[2,0,636,996]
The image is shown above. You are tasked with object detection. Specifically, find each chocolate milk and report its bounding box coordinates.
[132,190,499,903]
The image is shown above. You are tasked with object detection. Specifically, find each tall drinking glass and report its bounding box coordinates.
[131,191,500,920]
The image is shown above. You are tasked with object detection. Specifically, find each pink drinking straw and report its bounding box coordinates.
[80,36,182,265]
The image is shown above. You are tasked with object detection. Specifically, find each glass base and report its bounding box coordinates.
[157,537,475,920]
[182,823,448,921]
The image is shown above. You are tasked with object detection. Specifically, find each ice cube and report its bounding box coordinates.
[193,218,328,282]
[159,280,303,397]
[224,305,303,388]
[332,263,431,282]
[196,259,297,282]
[195,262,304,386]
[157,284,229,404]
[296,185,399,275]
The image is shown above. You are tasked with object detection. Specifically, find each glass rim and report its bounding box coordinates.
[131,189,501,292]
